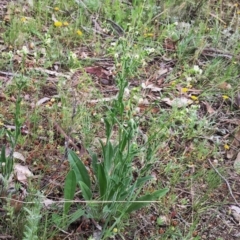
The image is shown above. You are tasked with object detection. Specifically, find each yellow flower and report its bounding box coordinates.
[54,7,60,11]
[144,33,154,37]
[21,17,27,22]
[190,95,198,101]
[113,228,118,233]
[181,88,189,93]
[222,95,229,100]
[0,121,4,126]
[224,144,230,150]
[77,30,83,36]
[63,21,69,26]
[54,21,63,27]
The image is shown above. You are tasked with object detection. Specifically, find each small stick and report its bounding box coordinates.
[53,122,87,157]
[209,12,226,24]
[208,159,240,207]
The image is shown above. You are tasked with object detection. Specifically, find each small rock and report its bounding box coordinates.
[230,205,240,223]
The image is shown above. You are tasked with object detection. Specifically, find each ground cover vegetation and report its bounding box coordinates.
[0,0,240,239]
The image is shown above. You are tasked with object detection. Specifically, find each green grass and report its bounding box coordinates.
[0,0,240,239]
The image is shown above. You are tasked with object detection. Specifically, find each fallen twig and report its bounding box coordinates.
[0,71,16,77]
[209,12,226,25]
[208,159,240,207]
[53,122,88,157]
[201,47,240,61]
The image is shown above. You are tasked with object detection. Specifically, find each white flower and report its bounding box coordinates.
[141,59,147,66]
[124,87,130,96]
[44,38,51,45]
[134,54,139,59]
[44,34,52,45]
[69,52,77,60]
[193,65,203,74]
[22,46,29,54]
[145,47,155,54]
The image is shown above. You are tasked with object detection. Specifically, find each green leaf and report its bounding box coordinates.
[99,140,114,175]
[0,146,6,176]
[126,188,169,213]
[78,181,92,200]
[119,131,128,152]
[135,176,153,188]
[91,152,98,177]
[52,213,62,227]
[64,170,77,215]
[104,118,112,139]
[0,145,6,163]
[68,149,91,189]
[68,208,85,225]
[97,163,107,198]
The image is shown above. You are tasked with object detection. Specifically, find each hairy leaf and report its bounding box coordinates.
[68,149,91,189]
[126,188,169,213]
[98,163,107,198]
[64,170,77,215]
[79,181,92,200]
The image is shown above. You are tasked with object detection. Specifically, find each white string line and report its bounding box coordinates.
[0,197,163,204]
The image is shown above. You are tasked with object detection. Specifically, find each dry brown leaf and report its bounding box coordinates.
[230,205,240,222]
[156,68,168,77]
[36,97,50,106]
[141,82,162,92]
[163,38,179,51]
[1,148,25,162]
[232,128,240,145]
[0,93,6,101]
[235,92,240,108]
[227,150,235,159]
[162,97,193,108]
[13,152,25,162]
[85,66,112,80]
[202,101,215,114]
[14,164,33,185]
[217,82,232,90]
[227,128,240,159]
[43,198,56,208]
